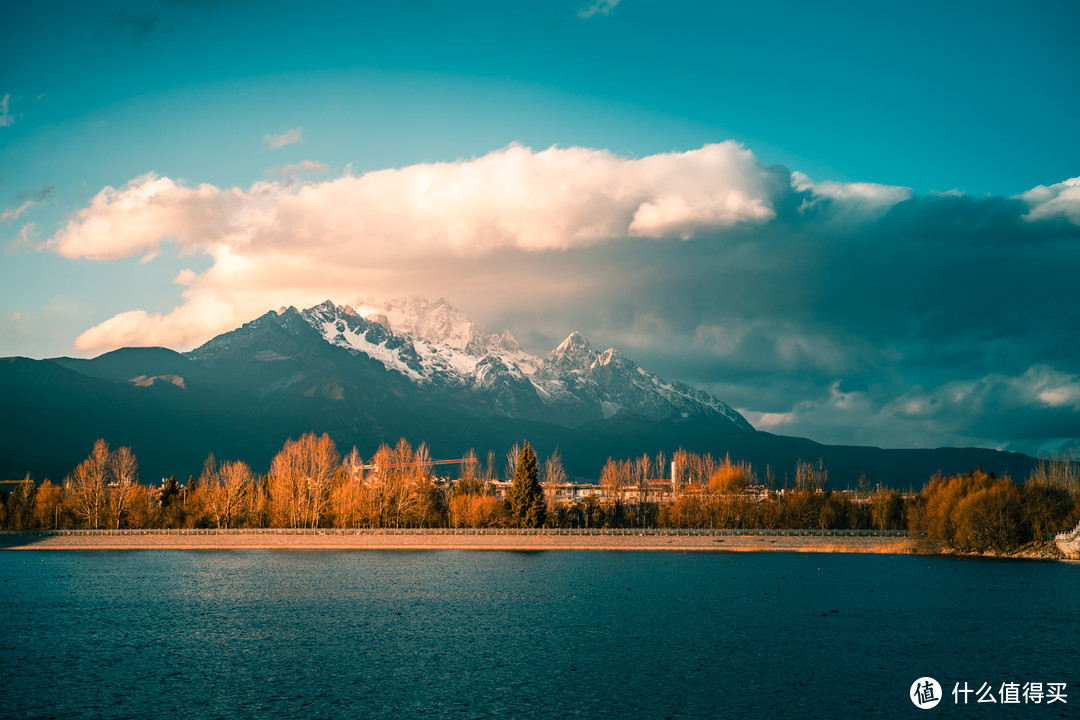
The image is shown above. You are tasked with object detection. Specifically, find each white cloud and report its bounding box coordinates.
[53,142,777,266]
[47,143,1080,364]
[740,410,795,430]
[1016,365,1080,410]
[58,142,783,351]
[579,0,621,19]
[2,200,36,222]
[791,171,912,223]
[1019,176,1080,225]
[263,127,303,149]
[7,223,39,256]
[0,94,13,127]
[264,160,329,178]
[48,174,236,261]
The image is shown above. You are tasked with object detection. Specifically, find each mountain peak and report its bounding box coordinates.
[556,331,591,353]
[593,347,630,369]
[353,296,475,350]
[557,332,591,354]
[542,332,597,375]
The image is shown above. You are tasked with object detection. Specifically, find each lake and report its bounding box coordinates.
[1,551,1076,719]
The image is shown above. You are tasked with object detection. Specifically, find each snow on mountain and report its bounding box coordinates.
[298,298,752,429]
[352,297,476,350]
[350,297,540,374]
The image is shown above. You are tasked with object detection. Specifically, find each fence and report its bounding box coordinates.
[0,527,912,538]
[1055,521,1080,543]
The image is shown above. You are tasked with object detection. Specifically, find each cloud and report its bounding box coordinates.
[731,365,1080,456]
[791,171,912,224]
[51,142,788,349]
[19,186,54,203]
[2,201,36,222]
[3,187,53,222]
[263,160,329,178]
[7,223,39,256]
[52,142,782,267]
[110,10,161,42]
[48,174,235,261]
[1019,176,1080,225]
[0,94,13,127]
[579,0,621,19]
[39,141,1080,454]
[263,127,303,150]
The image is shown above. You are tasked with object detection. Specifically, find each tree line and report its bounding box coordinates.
[1,437,1077,552]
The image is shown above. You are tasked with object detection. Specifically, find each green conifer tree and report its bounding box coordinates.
[506,441,546,528]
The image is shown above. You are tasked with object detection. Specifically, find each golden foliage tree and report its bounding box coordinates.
[68,439,112,529]
[32,480,64,530]
[204,459,255,529]
[107,445,139,529]
[267,433,340,528]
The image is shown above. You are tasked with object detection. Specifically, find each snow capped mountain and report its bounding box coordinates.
[297,297,752,430]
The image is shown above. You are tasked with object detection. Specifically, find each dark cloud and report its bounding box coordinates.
[107,1,238,42]
[461,185,1080,454]
[110,10,162,42]
[15,186,53,203]
[51,143,1080,454]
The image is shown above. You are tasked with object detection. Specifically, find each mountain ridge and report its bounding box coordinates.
[281,298,752,429]
[0,298,1039,487]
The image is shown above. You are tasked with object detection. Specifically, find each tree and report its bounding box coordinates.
[108,445,139,529]
[505,443,522,482]
[541,449,567,526]
[68,439,111,529]
[600,459,630,526]
[205,459,254,528]
[331,447,367,528]
[33,480,63,530]
[794,458,829,493]
[505,441,545,528]
[5,475,35,530]
[871,489,904,530]
[267,433,340,528]
[160,476,181,509]
[708,456,753,496]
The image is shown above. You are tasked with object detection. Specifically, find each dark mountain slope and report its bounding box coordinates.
[0,304,1040,487]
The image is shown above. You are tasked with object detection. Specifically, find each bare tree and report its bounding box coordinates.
[505,443,522,482]
[68,439,111,529]
[542,449,567,525]
[795,458,829,493]
[634,454,652,526]
[108,445,139,529]
[205,460,254,528]
[331,446,366,528]
[5,475,35,530]
[268,433,341,528]
[1029,455,1080,494]
[600,458,631,526]
[33,480,63,530]
[653,449,668,504]
[478,450,496,485]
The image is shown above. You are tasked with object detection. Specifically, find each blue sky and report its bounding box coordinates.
[2,0,1079,454]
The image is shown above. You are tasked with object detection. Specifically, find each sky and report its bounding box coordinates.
[2,0,1079,456]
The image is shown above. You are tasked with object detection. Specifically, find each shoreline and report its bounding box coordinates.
[2,531,1066,559]
[1,531,913,553]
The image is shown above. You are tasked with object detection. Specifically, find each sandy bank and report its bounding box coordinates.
[0,531,913,553]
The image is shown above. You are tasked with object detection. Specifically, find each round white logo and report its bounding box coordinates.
[911,677,942,709]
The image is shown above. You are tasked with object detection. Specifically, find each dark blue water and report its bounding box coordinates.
[1,551,1077,719]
